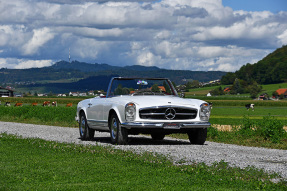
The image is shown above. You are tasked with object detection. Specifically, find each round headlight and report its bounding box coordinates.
[199,103,210,121]
[125,103,136,121]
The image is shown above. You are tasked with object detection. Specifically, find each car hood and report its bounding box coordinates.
[111,95,205,108]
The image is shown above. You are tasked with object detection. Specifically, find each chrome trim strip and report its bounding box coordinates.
[140,113,196,116]
[121,122,210,129]
[87,119,108,123]
[139,105,198,111]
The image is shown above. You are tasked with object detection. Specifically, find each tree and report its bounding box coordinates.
[231,79,244,94]
[163,81,171,94]
[221,72,236,85]
[210,86,224,96]
[247,82,262,99]
[272,91,279,98]
[151,84,160,92]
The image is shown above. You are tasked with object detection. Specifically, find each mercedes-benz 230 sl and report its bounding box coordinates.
[76,77,211,145]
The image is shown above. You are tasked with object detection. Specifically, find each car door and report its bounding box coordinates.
[86,97,105,129]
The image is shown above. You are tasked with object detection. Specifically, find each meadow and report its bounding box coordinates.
[209,106,287,126]
[1,133,286,190]
[0,97,287,189]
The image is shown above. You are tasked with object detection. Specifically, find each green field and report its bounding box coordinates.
[210,106,287,126]
[1,97,287,189]
[1,133,286,190]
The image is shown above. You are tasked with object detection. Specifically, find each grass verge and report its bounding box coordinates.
[0,133,286,190]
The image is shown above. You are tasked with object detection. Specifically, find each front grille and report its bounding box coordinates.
[139,107,197,120]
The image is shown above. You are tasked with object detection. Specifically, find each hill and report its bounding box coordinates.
[221,45,287,85]
[0,61,226,93]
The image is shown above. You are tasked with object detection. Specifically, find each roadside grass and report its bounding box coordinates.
[0,105,78,128]
[172,114,287,150]
[1,133,286,190]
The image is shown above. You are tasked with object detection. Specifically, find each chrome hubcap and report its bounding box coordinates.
[111,118,118,139]
[80,117,85,136]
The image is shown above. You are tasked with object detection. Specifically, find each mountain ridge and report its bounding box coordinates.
[0,61,226,93]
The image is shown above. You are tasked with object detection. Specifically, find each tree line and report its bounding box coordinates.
[212,45,287,98]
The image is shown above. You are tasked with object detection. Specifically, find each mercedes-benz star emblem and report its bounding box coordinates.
[165,108,176,120]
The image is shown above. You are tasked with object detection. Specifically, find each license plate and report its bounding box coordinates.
[163,123,181,129]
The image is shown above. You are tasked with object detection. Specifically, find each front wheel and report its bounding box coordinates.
[79,113,95,141]
[187,128,207,145]
[109,114,128,145]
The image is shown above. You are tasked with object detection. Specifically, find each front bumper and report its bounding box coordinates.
[121,121,210,129]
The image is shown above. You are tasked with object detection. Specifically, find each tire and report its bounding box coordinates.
[187,128,207,145]
[151,133,165,141]
[79,113,95,141]
[109,113,128,145]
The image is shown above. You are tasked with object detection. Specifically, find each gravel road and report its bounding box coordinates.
[0,121,286,180]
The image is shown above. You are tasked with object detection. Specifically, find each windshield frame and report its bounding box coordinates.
[106,77,178,98]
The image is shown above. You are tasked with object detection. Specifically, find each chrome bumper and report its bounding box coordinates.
[121,121,210,129]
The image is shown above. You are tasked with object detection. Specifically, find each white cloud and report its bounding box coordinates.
[14,59,53,69]
[278,29,287,45]
[22,28,55,55]
[0,0,286,72]
[0,58,53,69]
[137,51,156,66]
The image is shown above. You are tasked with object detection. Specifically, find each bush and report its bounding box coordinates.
[237,115,256,137]
[207,126,219,139]
[256,115,286,143]
[237,115,286,143]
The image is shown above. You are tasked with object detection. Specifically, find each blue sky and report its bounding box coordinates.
[0,0,286,72]
[222,0,287,13]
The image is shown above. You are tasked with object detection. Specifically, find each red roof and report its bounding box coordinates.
[224,87,230,92]
[276,88,287,95]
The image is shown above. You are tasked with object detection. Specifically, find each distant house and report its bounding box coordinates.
[69,92,79,96]
[276,88,287,98]
[224,87,231,92]
[37,93,48,97]
[57,94,67,97]
[88,91,95,96]
[158,86,166,92]
[79,92,87,96]
[149,86,166,92]
[259,93,268,100]
[0,86,14,97]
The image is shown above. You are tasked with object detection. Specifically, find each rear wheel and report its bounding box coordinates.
[79,113,95,141]
[187,128,207,145]
[151,133,165,141]
[109,113,128,145]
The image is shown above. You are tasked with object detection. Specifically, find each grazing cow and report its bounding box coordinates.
[52,101,57,107]
[5,102,11,106]
[66,103,73,107]
[42,101,51,106]
[245,104,255,111]
[31,102,38,106]
[14,103,23,107]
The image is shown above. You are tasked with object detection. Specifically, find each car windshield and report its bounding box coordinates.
[108,78,177,97]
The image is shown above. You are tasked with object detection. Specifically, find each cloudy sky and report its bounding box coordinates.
[0,0,286,71]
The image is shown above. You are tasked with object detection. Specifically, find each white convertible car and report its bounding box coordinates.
[76,77,211,145]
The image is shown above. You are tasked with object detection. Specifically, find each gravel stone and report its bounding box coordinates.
[0,121,286,180]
